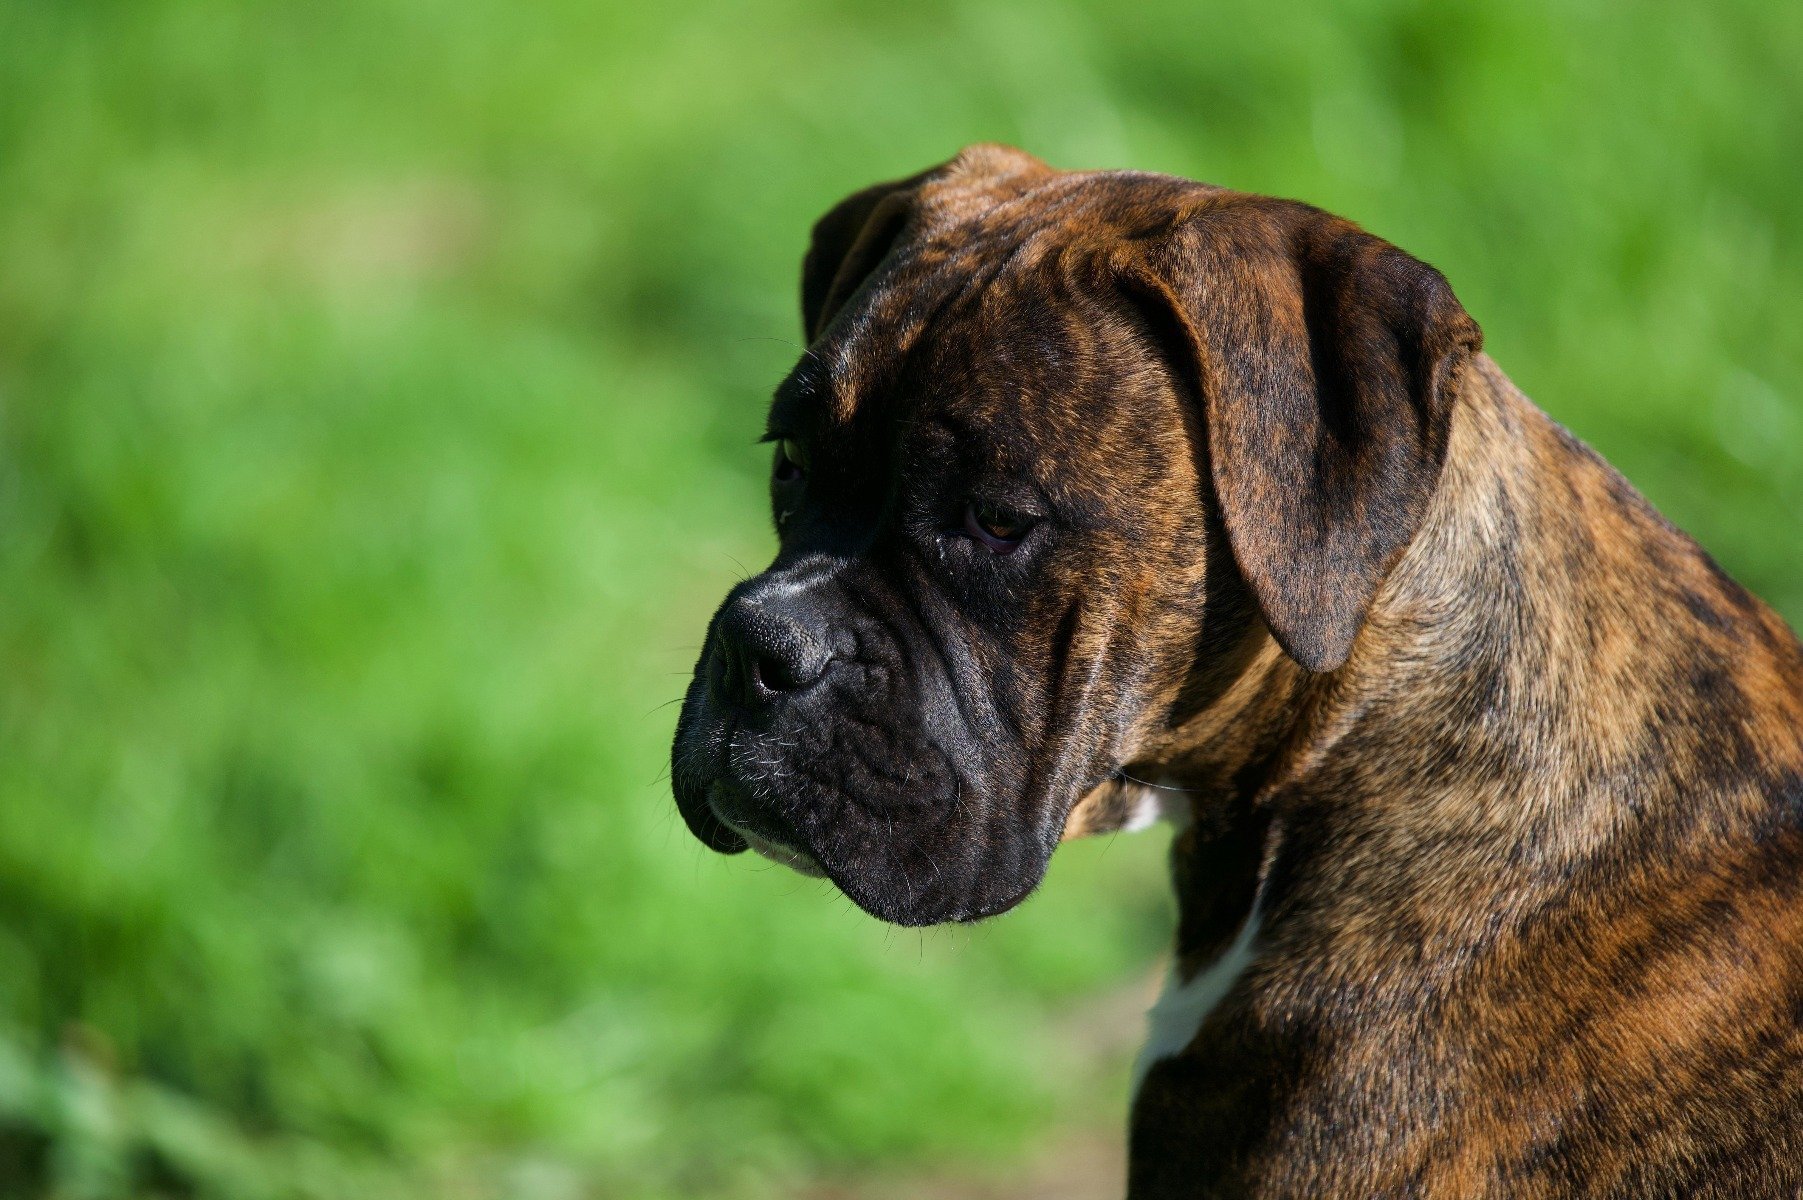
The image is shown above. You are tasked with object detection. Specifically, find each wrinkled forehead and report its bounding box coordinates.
[769,226,1140,456]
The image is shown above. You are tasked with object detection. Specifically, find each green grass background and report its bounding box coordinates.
[1,1,1799,1196]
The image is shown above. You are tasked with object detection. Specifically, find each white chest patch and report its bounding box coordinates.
[1117,775,1195,833]
[1131,889,1266,1096]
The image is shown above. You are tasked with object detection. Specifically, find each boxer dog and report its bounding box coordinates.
[670,145,1803,1197]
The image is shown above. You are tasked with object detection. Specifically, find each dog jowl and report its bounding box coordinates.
[670,146,1803,1196]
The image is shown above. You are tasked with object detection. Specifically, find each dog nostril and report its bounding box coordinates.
[752,649,810,694]
[713,591,830,705]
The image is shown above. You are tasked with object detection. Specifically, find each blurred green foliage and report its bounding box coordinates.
[0,0,1798,1196]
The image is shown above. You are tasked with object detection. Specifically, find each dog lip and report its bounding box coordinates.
[706,783,825,877]
[732,825,829,879]
[672,771,747,854]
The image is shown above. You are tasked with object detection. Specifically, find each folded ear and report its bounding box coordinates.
[800,145,1054,342]
[800,170,931,342]
[1129,199,1482,673]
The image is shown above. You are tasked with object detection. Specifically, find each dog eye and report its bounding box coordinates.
[963,501,1031,553]
[773,438,807,483]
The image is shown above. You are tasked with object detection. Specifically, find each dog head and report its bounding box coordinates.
[670,145,1479,925]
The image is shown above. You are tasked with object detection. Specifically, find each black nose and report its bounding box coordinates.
[712,593,833,706]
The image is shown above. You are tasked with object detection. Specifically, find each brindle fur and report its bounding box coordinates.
[671,145,1803,1197]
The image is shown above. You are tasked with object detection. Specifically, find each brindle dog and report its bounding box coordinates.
[670,145,1803,1198]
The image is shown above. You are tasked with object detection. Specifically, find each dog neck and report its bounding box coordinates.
[1111,353,1803,970]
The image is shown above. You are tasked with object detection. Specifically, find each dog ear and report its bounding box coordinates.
[800,171,930,343]
[1128,199,1482,673]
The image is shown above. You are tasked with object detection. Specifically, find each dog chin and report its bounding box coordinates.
[828,853,1050,928]
[697,774,1051,927]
